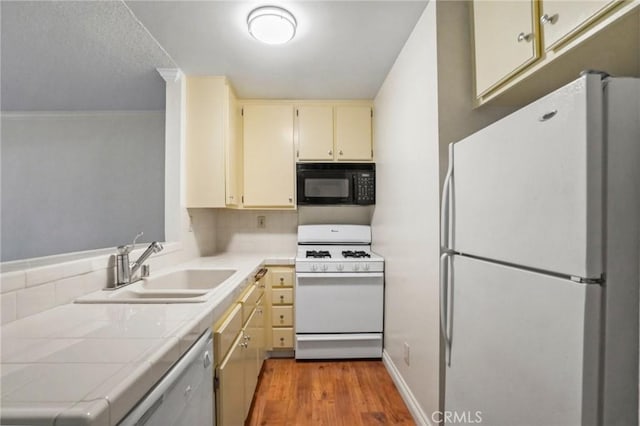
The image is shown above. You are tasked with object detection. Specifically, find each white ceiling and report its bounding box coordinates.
[1,1,427,111]
[126,1,428,99]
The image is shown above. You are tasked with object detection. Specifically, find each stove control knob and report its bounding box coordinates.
[363,263,370,271]
[311,264,318,272]
[336,264,344,271]
[321,264,328,271]
[353,264,360,271]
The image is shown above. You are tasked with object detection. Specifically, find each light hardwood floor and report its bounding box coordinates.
[247,359,416,426]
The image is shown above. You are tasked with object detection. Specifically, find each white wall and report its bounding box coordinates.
[371,3,441,424]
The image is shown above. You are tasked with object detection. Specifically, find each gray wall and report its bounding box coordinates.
[1,111,165,261]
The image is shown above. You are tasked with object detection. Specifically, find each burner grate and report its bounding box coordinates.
[306,250,331,259]
[342,250,371,259]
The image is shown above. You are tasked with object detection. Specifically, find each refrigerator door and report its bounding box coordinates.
[444,255,600,426]
[451,74,603,279]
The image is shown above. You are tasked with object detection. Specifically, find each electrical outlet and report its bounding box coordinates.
[403,342,410,366]
[257,215,266,229]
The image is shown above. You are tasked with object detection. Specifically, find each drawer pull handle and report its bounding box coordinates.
[517,32,532,43]
[280,295,284,302]
[279,277,284,284]
[280,337,285,345]
[540,13,558,25]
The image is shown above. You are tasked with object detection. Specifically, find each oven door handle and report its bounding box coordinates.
[296,272,384,279]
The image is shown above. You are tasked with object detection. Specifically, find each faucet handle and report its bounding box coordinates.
[117,245,131,255]
[131,232,144,247]
[116,232,144,255]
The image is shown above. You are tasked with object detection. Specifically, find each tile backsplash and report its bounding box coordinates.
[215,210,297,254]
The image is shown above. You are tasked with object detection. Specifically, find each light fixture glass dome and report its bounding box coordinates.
[247,6,297,45]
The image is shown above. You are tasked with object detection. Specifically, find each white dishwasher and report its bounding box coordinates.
[119,329,214,426]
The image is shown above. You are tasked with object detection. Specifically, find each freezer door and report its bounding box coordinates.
[444,255,600,426]
[451,74,603,278]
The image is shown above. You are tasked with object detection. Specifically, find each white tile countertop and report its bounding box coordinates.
[0,253,294,426]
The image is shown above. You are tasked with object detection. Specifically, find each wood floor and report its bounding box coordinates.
[247,359,416,426]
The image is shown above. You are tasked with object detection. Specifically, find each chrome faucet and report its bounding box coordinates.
[111,232,164,289]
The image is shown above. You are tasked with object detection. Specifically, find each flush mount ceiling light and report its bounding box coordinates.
[247,6,297,45]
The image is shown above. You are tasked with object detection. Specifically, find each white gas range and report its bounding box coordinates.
[294,225,384,359]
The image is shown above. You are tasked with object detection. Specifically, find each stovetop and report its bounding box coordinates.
[295,225,383,272]
[295,245,384,273]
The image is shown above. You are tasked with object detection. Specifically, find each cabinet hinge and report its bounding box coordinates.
[371,108,373,118]
[296,150,299,158]
[296,109,299,117]
[371,149,373,158]
[241,108,244,116]
[213,374,220,391]
[242,195,244,203]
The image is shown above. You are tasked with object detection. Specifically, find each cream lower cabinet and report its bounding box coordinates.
[539,0,620,49]
[214,279,267,426]
[472,0,540,96]
[216,332,246,426]
[242,104,295,208]
[265,266,295,351]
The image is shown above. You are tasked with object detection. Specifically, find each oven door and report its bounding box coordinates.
[296,172,353,205]
[295,272,384,333]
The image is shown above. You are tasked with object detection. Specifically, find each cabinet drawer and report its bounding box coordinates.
[239,284,264,323]
[272,328,294,348]
[272,288,293,305]
[271,269,294,288]
[213,304,242,363]
[272,306,294,327]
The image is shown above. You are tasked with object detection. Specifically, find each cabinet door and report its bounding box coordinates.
[216,333,246,426]
[243,104,295,208]
[225,86,241,206]
[335,105,372,161]
[243,309,260,417]
[185,77,227,208]
[255,295,267,372]
[297,105,334,161]
[540,0,619,50]
[472,0,540,96]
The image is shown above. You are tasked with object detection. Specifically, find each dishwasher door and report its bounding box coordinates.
[119,330,214,426]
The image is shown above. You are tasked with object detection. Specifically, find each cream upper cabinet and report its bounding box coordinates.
[186,76,231,208]
[296,105,334,161]
[335,105,373,161]
[242,104,295,208]
[539,0,620,50]
[472,0,540,96]
[225,87,241,207]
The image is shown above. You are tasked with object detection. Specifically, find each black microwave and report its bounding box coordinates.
[296,163,375,205]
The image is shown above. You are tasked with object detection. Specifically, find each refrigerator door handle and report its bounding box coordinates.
[440,252,452,366]
[440,144,454,251]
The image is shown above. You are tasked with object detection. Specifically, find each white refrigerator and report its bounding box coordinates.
[440,73,639,426]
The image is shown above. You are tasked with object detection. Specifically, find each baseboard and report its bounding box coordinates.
[382,349,433,426]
